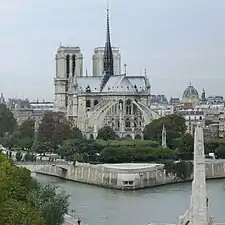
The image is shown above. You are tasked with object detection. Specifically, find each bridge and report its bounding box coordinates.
[16,161,69,172]
[150,125,225,225]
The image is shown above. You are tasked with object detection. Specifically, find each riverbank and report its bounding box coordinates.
[31,159,225,190]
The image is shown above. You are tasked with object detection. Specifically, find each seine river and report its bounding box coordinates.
[35,174,225,225]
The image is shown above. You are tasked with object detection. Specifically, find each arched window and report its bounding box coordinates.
[86,100,91,108]
[94,100,98,106]
[118,100,123,111]
[134,118,138,127]
[66,55,70,79]
[126,99,132,115]
[135,134,141,139]
[72,55,76,76]
[125,118,131,127]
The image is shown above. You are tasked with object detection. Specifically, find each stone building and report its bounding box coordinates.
[54,9,159,139]
[178,109,205,135]
[8,99,55,125]
[181,84,200,109]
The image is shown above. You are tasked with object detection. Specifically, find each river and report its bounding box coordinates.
[34,174,225,225]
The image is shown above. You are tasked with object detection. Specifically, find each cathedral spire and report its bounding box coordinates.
[100,6,114,91]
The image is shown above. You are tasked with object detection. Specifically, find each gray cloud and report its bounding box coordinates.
[0,0,225,100]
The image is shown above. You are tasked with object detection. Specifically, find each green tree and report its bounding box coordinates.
[177,133,194,160]
[29,184,70,225]
[215,144,225,158]
[37,112,72,149]
[56,139,104,162]
[0,199,45,225]
[2,133,19,149]
[31,140,54,154]
[143,115,187,149]
[99,146,175,163]
[0,153,37,202]
[18,137,34,150]
[18,118,35,139]
[72,126,83,139]
[0,104,17,137]
[97,126,118,141]
[0,152,70,225]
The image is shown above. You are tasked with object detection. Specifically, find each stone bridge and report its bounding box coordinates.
[16,161,69,173]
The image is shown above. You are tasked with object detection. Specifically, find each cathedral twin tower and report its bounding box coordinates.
[54,8,121,79]
[55,46,121,78]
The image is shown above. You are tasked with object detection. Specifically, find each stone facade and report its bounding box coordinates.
[31,159,225,191]
[54,10,159,139]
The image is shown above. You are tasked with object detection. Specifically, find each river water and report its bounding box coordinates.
[34,174,225,225]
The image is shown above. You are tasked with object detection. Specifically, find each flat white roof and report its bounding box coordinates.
[101,163,161,170]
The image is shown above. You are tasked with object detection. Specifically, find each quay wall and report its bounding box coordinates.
[34,160,225,190]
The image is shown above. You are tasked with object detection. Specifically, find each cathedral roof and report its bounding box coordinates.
[77,77,102,93]
[76,75,148,94]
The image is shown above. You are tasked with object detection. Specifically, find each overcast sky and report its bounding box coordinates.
[0,0,225,101]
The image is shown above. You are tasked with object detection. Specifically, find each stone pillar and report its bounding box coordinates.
[161,124,167,148]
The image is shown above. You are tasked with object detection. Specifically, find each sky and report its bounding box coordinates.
[0,0,225,101]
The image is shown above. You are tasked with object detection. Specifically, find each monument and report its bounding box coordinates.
[177,124,212,225]
[149,124,225,225]
[162,124,167,148]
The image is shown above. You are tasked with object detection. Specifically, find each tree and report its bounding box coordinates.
[0,153,37,203]
[177,133,194,160]
[18,118,35,139]
[72,126,83,139]
[97,126,118,141]
[31,140,54,154]
[143,115,187,149]
[29,184,70,225]
[18,137,33,150]
[56,139,104,162]
[215,145,225,158]
[98,145,175,163]
[2,133,19,149]
[0,152,69,225]
[37,112,72,149]
[0,199,45,225]
[0,104,17,137]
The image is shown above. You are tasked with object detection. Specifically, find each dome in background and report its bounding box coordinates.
[182,84,199,105]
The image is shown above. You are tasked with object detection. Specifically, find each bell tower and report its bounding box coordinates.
[54,45,83,113]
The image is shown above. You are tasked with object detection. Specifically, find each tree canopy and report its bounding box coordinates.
[0,103,17,137]
[97,126,118,141]
[0,152,70,225]
[29,184,70,225]
[143,114,187,149]
[176,133,194,160]
[37,112,80,149]
[0,153,45,224]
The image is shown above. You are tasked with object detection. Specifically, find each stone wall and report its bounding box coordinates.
[36,160,225,190]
